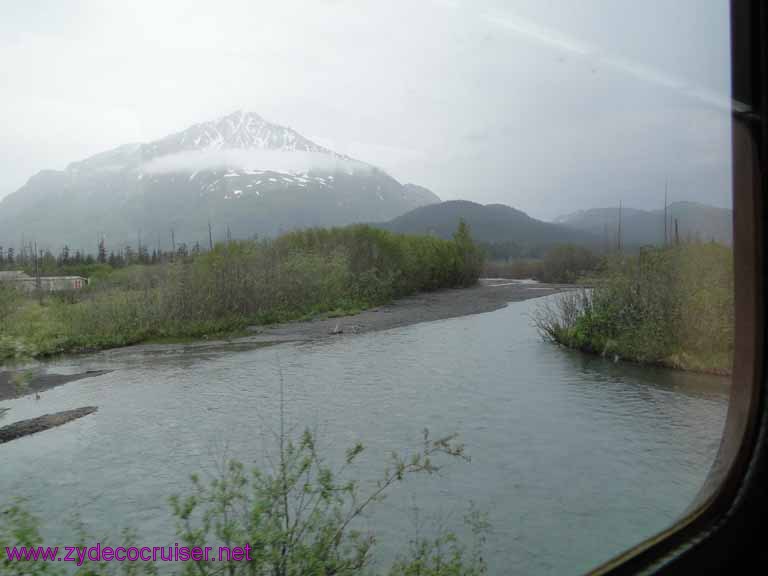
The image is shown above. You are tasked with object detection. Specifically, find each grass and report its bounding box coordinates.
[533,242,734,375]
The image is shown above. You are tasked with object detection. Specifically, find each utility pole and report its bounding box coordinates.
[664,180,669,247]
[208,219,214,251]
[617,201,623,252]
[34,241,41,303]
[674,218,680,245]
[171,228,176,254]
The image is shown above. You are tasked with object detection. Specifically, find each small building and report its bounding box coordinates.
[0,270,88,293]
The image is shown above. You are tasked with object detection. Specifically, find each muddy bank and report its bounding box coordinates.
[0,406,97,444]
[247,279,571,342]
[0,370,111,401]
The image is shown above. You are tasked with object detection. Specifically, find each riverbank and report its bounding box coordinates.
[0,280,570,397]
[110,279,570,355]
[247,278,570,342]
[0,369,111,401]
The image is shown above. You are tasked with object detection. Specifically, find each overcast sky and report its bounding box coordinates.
[0,0,732,220]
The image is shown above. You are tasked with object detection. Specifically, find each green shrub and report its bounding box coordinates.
[534,242,734,373]
[0,223,483,362]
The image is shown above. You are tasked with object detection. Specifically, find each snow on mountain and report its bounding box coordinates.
[155,109,336,154]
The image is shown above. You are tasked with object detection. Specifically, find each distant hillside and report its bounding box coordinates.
[379,200,599,253]
[555,201,732,246]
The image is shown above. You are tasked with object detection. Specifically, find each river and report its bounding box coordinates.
[0,295,729,574]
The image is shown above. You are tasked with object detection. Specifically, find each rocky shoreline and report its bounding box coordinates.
[247,278,570,342]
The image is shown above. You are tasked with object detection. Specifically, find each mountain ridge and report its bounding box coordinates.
[378,200,600,253]
[555,201,732,246]
[0,111,439,251]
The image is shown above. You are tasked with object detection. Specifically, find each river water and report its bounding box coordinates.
[0,295,729,574]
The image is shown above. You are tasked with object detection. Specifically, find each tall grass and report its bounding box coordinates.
[533,242,734,374]
[0,224,483,361]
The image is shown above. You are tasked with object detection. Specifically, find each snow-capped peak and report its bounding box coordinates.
[66,110,350,174]
[147,110,336,157]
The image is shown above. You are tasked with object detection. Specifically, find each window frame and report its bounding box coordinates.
[589,1,767,573]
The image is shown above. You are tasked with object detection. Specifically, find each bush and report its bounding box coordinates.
[484,244,599,283]
[533,242,734,373]
[0,223,484,361]
[0,283,21,329]
[538,245,600,284]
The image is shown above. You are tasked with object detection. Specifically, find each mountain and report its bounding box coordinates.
[555,201,733,246]
[0,111,440,252]
[379,200,599,251]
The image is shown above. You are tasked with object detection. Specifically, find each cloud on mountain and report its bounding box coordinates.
[140,149,369,175]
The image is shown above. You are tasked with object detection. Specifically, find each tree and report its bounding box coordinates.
[540,244,599,284]
[452,219,483,287]
[60,245,70,266]
[138,244,150,265]
[124,245,135,265]
[97,239,107,264]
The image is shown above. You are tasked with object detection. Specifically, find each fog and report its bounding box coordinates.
[141,150,368,177]
[0,0,732,220]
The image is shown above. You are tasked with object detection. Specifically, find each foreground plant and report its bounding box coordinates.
[169,428,476,576]
[1,428,486,576]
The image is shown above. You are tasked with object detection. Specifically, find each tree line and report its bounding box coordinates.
[0,240,209,277]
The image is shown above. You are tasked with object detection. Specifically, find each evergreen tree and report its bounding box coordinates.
[97,238,107,264]
[60,245,71,266]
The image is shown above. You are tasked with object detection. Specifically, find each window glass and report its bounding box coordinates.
[0,1,733,574]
